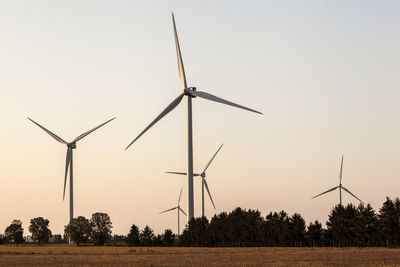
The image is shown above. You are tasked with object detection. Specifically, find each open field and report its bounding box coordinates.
[0,246,400,266]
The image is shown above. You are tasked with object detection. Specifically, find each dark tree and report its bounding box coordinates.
[152,234,163,246]
[162,229,175,246]
[287,213,306,246]
[125,224,140,246]
[181,217,209,246]
[4,220,24,245]
[263,211,289,246]
[378,197,400,247]
[112,234,126,242]
[326,204,360,246]
[90,212,112,246]
[208,212,229,246]
[227,208,263,246]
[140,225,154,246]
[52,234,66,244]
[64,216,91,246]
[305,220,323,247]
[357,203,379,246]
[29,217,52,245]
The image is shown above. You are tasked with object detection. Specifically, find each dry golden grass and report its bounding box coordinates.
[0,245,399,266]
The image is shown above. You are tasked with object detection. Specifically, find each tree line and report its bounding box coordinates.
[1,197,400,247]
[180,197,400,247]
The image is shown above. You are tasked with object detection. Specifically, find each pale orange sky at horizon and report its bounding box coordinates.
[1,1,400,235]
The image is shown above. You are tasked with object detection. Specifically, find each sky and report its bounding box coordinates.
[1,0,399,235]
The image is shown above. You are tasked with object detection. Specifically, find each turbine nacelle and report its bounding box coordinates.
[67,142,77,149]
[184,87,197,97]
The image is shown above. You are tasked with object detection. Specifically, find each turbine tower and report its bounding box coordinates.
[28,117,115,222]
[126,13,262,222]
[312,155,363,206]
[166,143,223,217]
[160,187,187,235]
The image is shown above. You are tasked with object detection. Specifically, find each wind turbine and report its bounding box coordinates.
[312,155,363,206]
[126,13,262,222]
[28,117,115,222]
[160,187,187,235]
[166,143,223,217]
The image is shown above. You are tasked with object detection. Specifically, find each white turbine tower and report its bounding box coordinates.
[312,155,363,206]
[28,117,116,222]
[126,13,262,222]
[166,143,223,217]
[160,187,187,235]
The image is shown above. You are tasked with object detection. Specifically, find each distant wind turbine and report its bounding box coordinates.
[160,187,187,235]
[312,155,363,206]
[28,117,115,223]
[126,13,262,222]
[166,143,223,217]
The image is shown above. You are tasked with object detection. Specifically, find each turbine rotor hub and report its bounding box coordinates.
[67,142,77,149]
[183,87,197,97]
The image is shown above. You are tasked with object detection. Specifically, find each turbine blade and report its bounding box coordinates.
[203,178,216,209]
[63,148,71,200]
[172,12,187,88]
[202,143,224,173]
[165,171,187,176]
[126,94,184,150]
[178,187,183,204]
[179,207,187,216]
[27,118,67,144]
[342,186,364,203]
[160,207,178,214]
[311,186,338,199]
[339,155,344,184]
[165,171,200,176]
[73,117,116,143]
[187,90,263,115]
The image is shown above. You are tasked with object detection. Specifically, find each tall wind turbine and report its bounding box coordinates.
[28,117,115,222]
[126,13,262,222]
[312,155,363,206]
[160,187,187,235]
[166,143,223,217]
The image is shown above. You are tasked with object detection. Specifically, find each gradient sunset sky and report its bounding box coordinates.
[1,1,399,235]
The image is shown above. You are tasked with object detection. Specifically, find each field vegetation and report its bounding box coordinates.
[0,245,400,266]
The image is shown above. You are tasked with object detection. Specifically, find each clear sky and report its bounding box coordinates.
[1,1,399,235]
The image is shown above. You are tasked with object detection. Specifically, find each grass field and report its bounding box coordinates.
[0,245,399,266]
